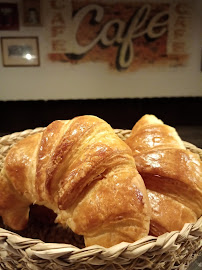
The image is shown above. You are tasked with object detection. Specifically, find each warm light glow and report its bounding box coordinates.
[24,53,33,60]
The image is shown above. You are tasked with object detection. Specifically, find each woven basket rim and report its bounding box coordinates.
[0,217,201,264]
[0,127,202,268]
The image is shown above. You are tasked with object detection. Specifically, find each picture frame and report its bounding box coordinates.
[22,0,42,26]
[1,37,40,67]
[0,3,19,30]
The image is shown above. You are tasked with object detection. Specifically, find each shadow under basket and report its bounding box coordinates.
[0,127,201,270]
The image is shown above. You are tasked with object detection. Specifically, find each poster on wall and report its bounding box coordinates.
[0,3,19,30]
[47,0,193,72]
[22,0,42,26]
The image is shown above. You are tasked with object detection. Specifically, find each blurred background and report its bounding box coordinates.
[0,0,202,148]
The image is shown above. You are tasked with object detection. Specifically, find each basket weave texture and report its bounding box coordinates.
[0,127,201,270]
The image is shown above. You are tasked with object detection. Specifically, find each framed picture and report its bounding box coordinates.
[0,3,19,30]
[1,37,40,67]
[22,0,42,26]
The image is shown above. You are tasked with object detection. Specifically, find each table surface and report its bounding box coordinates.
[189,257,202,270]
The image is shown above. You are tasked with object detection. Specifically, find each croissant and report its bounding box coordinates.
[125,114,202,236]
[0,115,151,247]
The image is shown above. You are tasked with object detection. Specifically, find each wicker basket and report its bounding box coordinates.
[0,127,201,270]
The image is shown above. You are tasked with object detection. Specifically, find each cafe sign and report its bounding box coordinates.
[47,0,192,71]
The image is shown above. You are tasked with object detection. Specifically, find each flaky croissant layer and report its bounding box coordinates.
[0,115,151,247]
[126,114,202,236]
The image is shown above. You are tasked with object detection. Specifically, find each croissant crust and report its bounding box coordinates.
[126,114,202,236]
[0,115,151,247]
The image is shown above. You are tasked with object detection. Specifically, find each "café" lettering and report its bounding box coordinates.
[50,0,169,69]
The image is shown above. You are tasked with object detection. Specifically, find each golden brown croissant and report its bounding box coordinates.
[0,115,151,247]
[125,114,202,236]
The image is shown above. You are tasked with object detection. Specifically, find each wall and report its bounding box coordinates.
[0,0,202,101]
